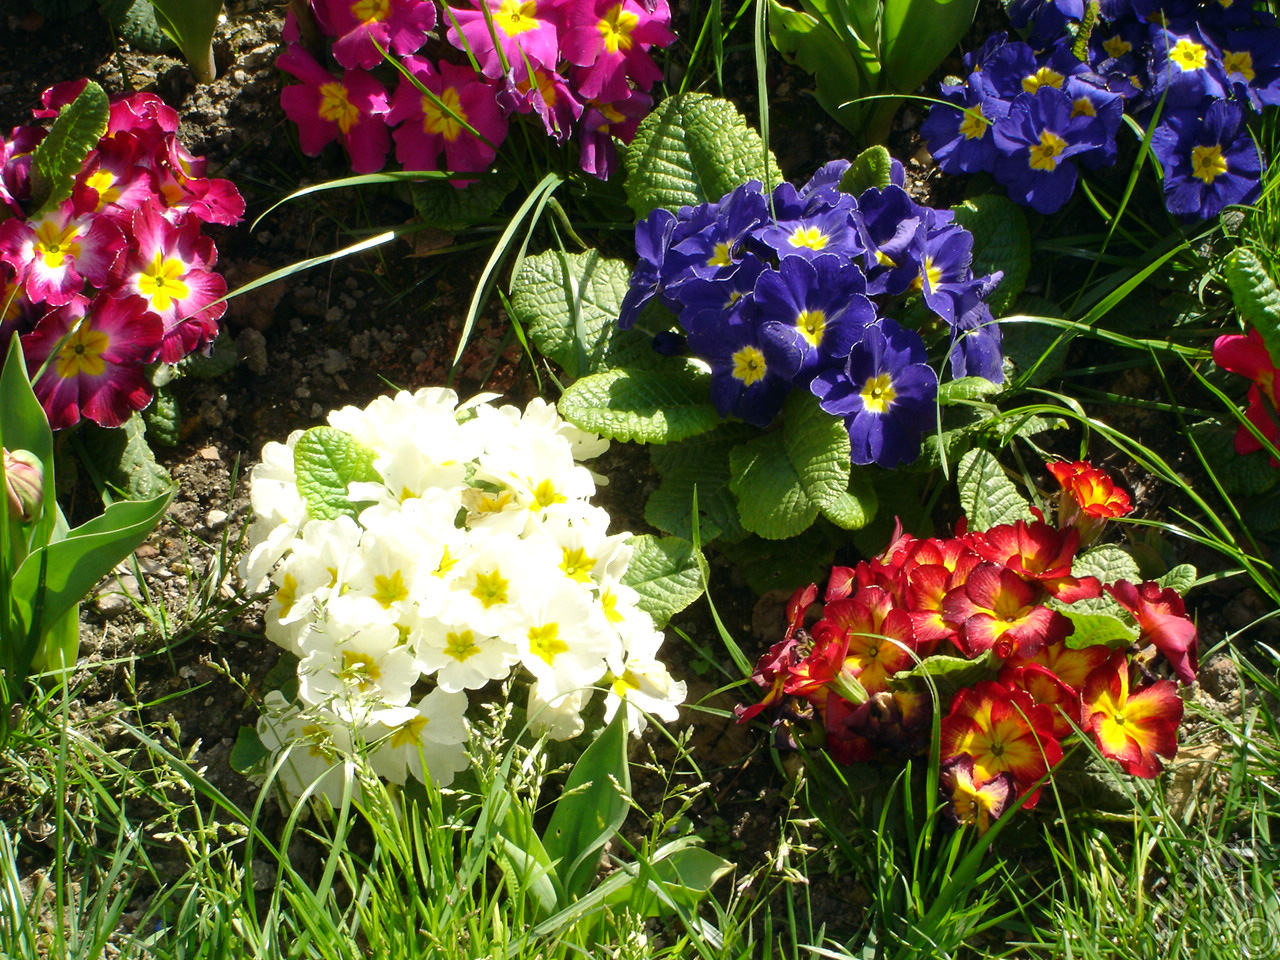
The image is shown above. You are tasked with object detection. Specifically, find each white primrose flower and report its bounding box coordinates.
[266,515,363,656]
[414,616,519,692]
[327,388,461,452]
[504,575,618,700]
[297,599,420,718]
[342,526,435,627]
[527,682,589,741]
[240,432,307,592]
[474,434,599,534]
[442,532,557,638]
[519,397,610,463]
[256,691,359,809]
[603,624,687,736]
[366,688,470,786]
[539,512,633,591]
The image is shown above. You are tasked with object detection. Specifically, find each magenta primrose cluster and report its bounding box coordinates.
[0,82,244,431]
[923,0,1276,219]
[278,0,676,183]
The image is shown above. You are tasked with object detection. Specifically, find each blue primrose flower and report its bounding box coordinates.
[810,318,939,469]
[687,310,796,428]
[921,78,1004,175]
[671,254,768,336]
[1007,0,1085,48]
[754,200,864,262]
[1150,99,1263,219]
[854,185,926,296]
[949,297,1006,383]
[754,254,877,383]
[1220,28,1280,111]
[769,159,853,219]
[670,181,769,280]
[991,87,1109,214]
[1148,25,1230,108]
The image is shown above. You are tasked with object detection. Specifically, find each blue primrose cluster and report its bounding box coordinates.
[617,160,1003,469]
[922,0,1276,219]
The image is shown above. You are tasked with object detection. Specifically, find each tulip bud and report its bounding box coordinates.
[4,448,43,524]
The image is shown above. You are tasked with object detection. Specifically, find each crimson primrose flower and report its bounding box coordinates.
[578,89,651,180]
[0,199,124,308]
[109,201,227,363]
[278,45,391,174]
[941,754,1015,834]
[313,0,436,70]
[1047,459,1132,545]
[817,587,917,695]
[22,294,162,429]
[970,519,1102,603]
[940,680,1062,808]
[560,0,675,102]
[70,134,158,219]
[1081,650,1184,778]
[387,58,510,186]
[942,561,1070,659]
[446,0,561,83]
[1213,328,1280,459]
[1105,579,1199,685]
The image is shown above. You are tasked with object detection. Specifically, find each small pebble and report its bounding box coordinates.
[206,509,229,530]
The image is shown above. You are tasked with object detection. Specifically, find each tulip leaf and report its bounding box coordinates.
[955,448,1033,532]
[29,81,109,216]
[624,93,782,217]
[557,366,720,443]
[509,250,656,379]
[292,426,381,521]
[768,0,870,135]
[621,535,705,628]
[730,432,820,539]
[148,0,222,83]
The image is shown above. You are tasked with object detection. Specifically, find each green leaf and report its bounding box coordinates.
[717,524,839,595]
[840,145,894,195]
[620,535,705,628]
[646,425,753,543]
[1072,543,1142,587]
[148,0,222,83]
[557,366,720,444]
[881,0,979,97]
[951,195,1031,315]
[80,415,173,502]
[543,704,631,899]
[410,172,514,231]
[508,250,654,379]
[819,468,878,531]
[100,0,174,52]
[1188,419,1277,496]
[1224,247,1280,367]
[603,841,734,917]
[30,81,109,215]
[1001,301,1071,387]
[889,650,998,700]
[181,331,238,379]
[1059,608,1138,649]
[937,377,1004,404]
[623,94,782,218]
[729,432,819,539]
[0,338,57,550]
[230,725,269,774]
[782,390,850,506]
[767,0,871,135]
[143,385,181,447]
[11,489,173,644]
[292,426,381,521]
[1156,563,1197,594]
[955,448,1033,532]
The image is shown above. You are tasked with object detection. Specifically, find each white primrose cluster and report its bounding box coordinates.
[240,388,686,801]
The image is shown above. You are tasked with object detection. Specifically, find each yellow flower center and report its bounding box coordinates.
[33,219,83,269]
[1022,67,1064,93]
[958,107,988,140]
[1103,35,1132,58]
[373,569,409,608]
[136,252,190,313]
[527,622,568,665]
[389,715,429,750]
[875,250,897,268]
[422,87,468,142]
[1170,38,1207,71]
[910,256,943,293]
[706,241,734,268]
[55,323,109,379]
[276,573,299,620]
[860,372,897,414]
[471,569,509,608]
[445,630,481,663]
[787,226,829,250]
[1191,144,1228,184]
[318,82,361,135]
[610,670,641,697]
[1224,49,1256,82]
[560,546,596,582]
[1070,97,1096,118]
[531,478,566,511]
[596,3,639,54]
[350,0,390,22]
[494,0,541,35]
[731,345,767,386]
[795,309,826,348]
[85,169,121,207]
[434,545,459,577]
[1028,130,1067,172]
[341,651,381,691]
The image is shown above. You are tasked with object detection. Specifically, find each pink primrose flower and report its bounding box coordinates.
[387,58,509,185]
[278,45,392,174]
[577,89,650,179]
[71,135,158,220]
[106,93,181,139]
[0,200,124,307]
[560,0,674,102]
[1,126,46,217]
[22,294,162,429]
[318,0,438,69]
[445,0,563,82]
[1213,329,1280,459]
[505,67,582,144]
[109,201,227,363]
[1,265,38,345]
[153,165,247,226]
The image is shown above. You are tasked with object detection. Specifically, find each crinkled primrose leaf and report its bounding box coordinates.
[292,426,381,521]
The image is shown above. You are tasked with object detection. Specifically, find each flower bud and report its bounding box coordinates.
[4,448,43,524]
